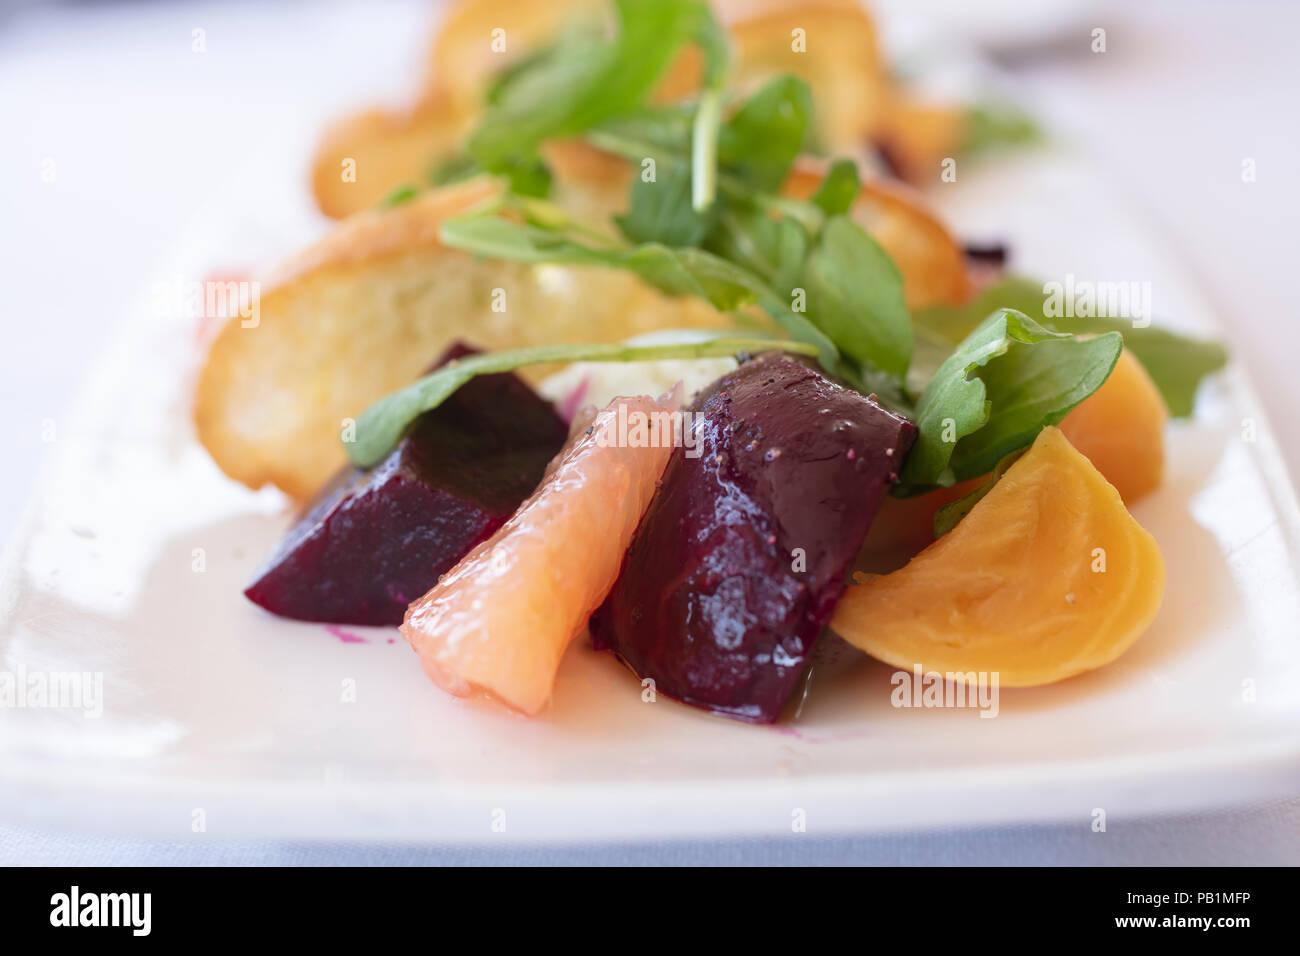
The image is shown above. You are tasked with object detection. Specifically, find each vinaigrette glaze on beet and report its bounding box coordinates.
[244,343,567,626]
[588,354,917,723]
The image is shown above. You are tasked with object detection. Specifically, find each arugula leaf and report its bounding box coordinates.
[955,332,1120,478]
[613,74,813,247]
[899,308,1121,492]
[428,152,480,188]
[467,0,723,184]
[803,215,913,377]
[809,159,860,217]
[616,159,717,247]
[592,77,911,386]
[589,106,695,158]
[911,276,1055,343]
[589,111,912,385]
[348,337,819,468]
[716,75,812,192]
[703,200,808,292]
[480,22,600,108]
[428,150,553,197]
[914,277,1228,416]
[379,184,420,208]
[1033,315,1227,420]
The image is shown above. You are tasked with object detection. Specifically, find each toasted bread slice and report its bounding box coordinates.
[195,177,723,499]
[876,92,967,186]
[310,92,473,220]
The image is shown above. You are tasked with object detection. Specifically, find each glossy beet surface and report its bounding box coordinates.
[245,343,568,626]
[588,354,916,722]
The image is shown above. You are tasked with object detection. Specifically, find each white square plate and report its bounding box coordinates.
[3,151,1299,843]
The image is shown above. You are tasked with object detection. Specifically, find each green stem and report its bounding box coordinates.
[691,88,722,212]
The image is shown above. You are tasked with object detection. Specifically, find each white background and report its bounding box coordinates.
[1,0,1297,864]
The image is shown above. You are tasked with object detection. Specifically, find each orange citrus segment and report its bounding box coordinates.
[400,391,681,715]
[831,427,1165,686]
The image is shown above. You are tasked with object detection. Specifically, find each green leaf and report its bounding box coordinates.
[954,332,1120,478]
[467,0,722,179]
[589,78,903,386]
[428,152,481,188]
[482,30,586,107]
[602,81,809,234]
[717,75,812,192]
[1036,317,1227,420]
[616,160,717,247]
[499,154,554,198]
[379,184,421,208]
[899,307,1121,492]
[347,337,819,468]
[913,276,1228,416]
[961,102,1042,158]
[704,200,809,293]
[429,153,552,198]
[802,215,913,377]
[589,106,694,157]
[809,159,860,217]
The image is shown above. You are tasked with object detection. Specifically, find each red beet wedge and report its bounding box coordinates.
[244,343,568,626]
[588,354,916,722]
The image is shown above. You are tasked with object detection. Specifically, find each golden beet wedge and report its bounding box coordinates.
[1060,348,1168,504]
[831,427,1165,686]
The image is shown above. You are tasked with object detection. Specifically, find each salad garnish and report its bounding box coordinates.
[201,0,1234,723]
[351,0,1225,512]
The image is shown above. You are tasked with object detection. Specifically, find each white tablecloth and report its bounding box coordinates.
[1,0,1297,865]
[5,799,1300,866]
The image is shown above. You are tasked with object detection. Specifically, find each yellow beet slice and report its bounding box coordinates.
[831,427,1165,686]
[1060,348,1168,503]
